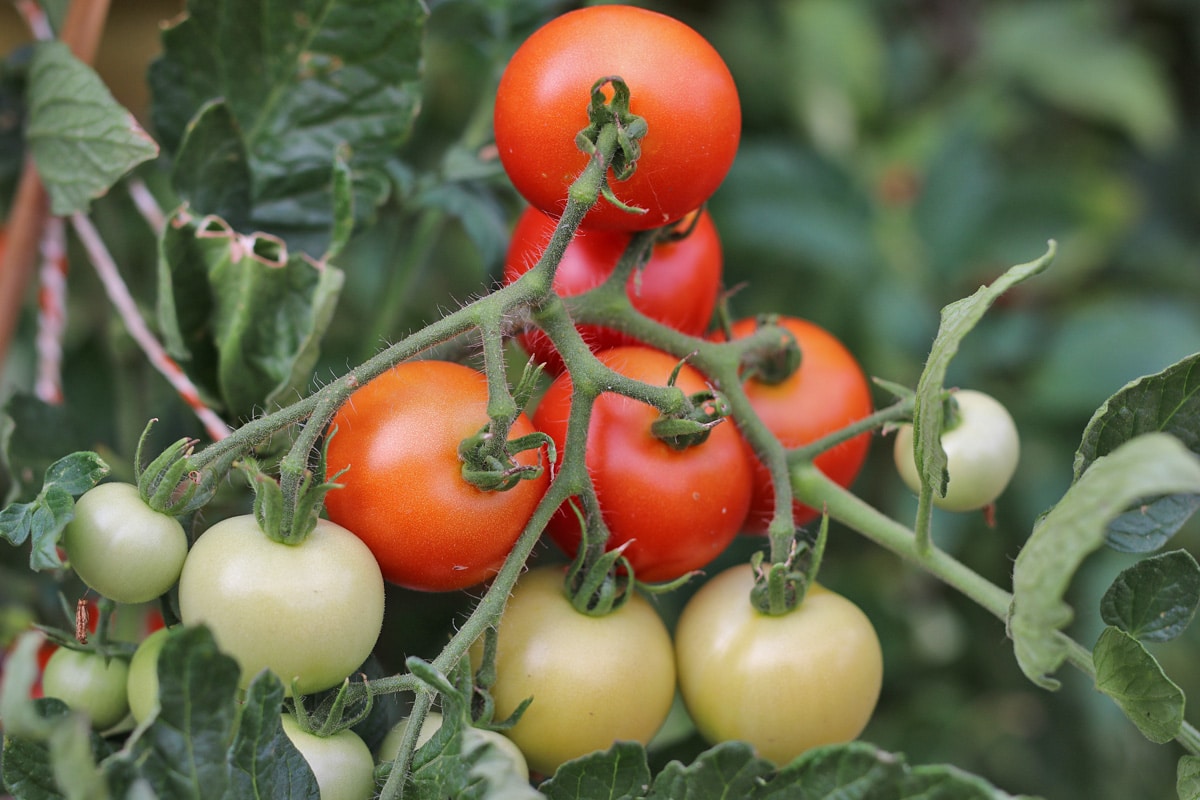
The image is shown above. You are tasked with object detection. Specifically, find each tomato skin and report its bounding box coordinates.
[893,389,1020,512]
[532,346,753,583]
[324,360,549,592]
[504,207,723,373]
[280,714,376,800]
[471,565,676,776]
[63,482,188,604]
[377,712,530,780]
[720,317,874,531]
[126,626,172,723]
[674,563,883,764]
[41,647,131,730]
[177,515,384,696]
[494,5,741,231]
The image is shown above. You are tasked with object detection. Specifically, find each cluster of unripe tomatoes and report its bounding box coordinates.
[10,4,1022,794]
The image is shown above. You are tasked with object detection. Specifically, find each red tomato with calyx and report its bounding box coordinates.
[532,346,753,582]
[324,360,549,592]
[720,317,874,532]
[504,207,723,373]
[494,5,741,231]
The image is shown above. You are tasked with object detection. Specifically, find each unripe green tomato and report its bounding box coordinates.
[674,564,883,765]
[63,482,188,604]
[41,647,131,730]
[377,711,530,781]
[178,515,385,696]
[126,627,172,723]
[893,389,1020,512]
[280,714,376,800]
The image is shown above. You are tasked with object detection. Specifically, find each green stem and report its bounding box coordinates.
[786,398,914,466]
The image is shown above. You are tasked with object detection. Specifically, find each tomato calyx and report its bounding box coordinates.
[734,314,803,386]
[289,672,374,738]
[571,76,649,219]
[238,455,336,546]
[649,358,732,450]
[135,418,218,516]
[749,516,829,616]
[460,358,555,492]
[566,542,635,616]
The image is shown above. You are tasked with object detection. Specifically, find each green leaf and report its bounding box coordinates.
[983,2,1177,151]
[157,213,345,421]
[227,672,319,800]
[1,698,72,800]
[1100,550,1200,642]
[125,626,241,799]
[25,41,158,215]
[1073,352,1200,552]
[540,741,652,800]
[0,452,109,571]
[148,0,427,258]
[647,741,772,799]
[1178,755,1200,800]
[760,742,904,798]
[1093,626,1185,744]
[1009,434,1200,689]
[170,100,253,230]
[900,763,1040,799]
[909,244,1054,542]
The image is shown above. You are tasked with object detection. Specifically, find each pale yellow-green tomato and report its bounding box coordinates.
[126,627,172,723]
[377,711,530,781]
[280,715,375,800]
[674,563,883,765]
[42,647,130,730]
[469,565,676,776]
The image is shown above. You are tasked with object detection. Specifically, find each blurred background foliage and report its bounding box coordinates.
[1,0,1199,798]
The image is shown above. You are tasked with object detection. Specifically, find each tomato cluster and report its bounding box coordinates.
[7,3,1031,790]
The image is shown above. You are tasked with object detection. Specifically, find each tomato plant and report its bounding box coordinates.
[503,206,723,373]
[62,481,188,604]
[177,515,385,695]
[471,565,676,777]
[493,4,740,231]
[533,346,753,582]
[41,646,131,730]
[280,714,376,800]
[718,316,874,531]
[674,563,884,764]
[893,389,1021,512]
[323,359,548,592]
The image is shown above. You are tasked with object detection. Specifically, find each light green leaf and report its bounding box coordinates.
[26,42,158,215]
[647,741,772,799]
[1093,626,1184,744]
[909,243,1054,545]
[1009,434,1200,689]
[1178,755,1200,800]
[0,452,109,571]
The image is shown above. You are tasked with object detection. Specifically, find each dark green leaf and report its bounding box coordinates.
[1,702,70,800]
[1100,550,1200,642]
[418,183,511,270]
[170,100,252,230]
[760,741,904,799]
[127,625,241,799]
[25,42,158,215]
[1,697,114,800]
[157,213,345,421]
[541,741,652,800]
[900,763,1040,799]
[149,0,427,258]
[1009,434,1200,690]
[227,671,319,800]
[1093,626,1185,744]
[1073,352,1200,551]
[1179,755,1200,800]
[648,741,772,800]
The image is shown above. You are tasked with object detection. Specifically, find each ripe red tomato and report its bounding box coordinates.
[532,346,753,582]
[718,317,874,531]
[494,5,741,231]
[324,360,549,592]
[504,206,723,373]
